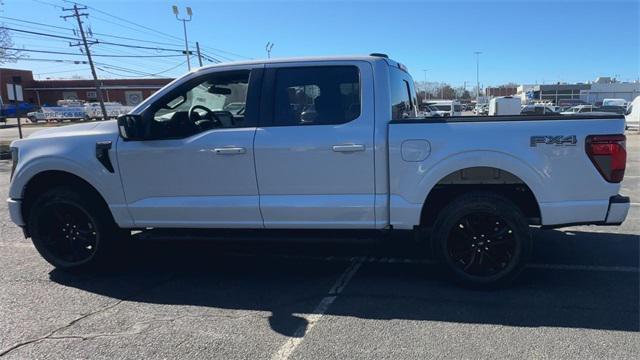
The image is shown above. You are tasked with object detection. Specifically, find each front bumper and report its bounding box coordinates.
[605,195,630,225]
[7,198,24,227]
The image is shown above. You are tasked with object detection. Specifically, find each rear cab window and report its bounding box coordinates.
[390,66,417,120]
[271,66,360,126]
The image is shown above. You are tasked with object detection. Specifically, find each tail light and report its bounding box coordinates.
[585,134,626,183]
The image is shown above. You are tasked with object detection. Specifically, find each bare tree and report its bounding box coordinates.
[0,26,25,64]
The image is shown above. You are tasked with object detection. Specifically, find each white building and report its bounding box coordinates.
[580,78,640,104]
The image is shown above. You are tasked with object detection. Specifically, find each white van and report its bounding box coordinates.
[625,96,640,130]
[602,98,627,107]
[488,96,521,116]
[424,100,462,117]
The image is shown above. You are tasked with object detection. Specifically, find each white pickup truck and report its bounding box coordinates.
[7,55,630,287]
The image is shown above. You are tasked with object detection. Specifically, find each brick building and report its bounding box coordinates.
[0,68,172,106]
[484,86,518,97]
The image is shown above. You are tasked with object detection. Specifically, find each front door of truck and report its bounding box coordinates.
[117,66,265,228]
[253,62,376,228]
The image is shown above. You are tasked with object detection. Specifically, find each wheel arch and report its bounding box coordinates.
[418,147,545,226]
[20,170,113,233]
[419,166,542,227]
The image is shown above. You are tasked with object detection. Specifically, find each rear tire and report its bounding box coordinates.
[432,191,531,289]
[27,186,124,270]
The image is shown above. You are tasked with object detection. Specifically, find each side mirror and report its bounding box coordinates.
[117,114,145,140]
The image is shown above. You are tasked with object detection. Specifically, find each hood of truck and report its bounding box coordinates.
[26,120,118,140]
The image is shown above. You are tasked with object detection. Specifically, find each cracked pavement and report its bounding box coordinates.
[0,132,638,359]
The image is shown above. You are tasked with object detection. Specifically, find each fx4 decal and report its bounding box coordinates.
[530,135,577,147]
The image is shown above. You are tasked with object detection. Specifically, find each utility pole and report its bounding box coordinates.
[172,5,193,71]
[62,4,108,121]
[474,51,482,100]
[196,41,203,67]
[266,42,274,59]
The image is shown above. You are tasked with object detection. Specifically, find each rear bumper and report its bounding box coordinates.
[540,195,630,229]
[7,198,24,227]
[604,195,630,225]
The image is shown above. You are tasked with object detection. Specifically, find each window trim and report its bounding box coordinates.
[260,65,362,128]
[138,68,263,141]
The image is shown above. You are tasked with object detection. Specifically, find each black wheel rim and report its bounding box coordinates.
[37,202,98,264]
[446,213,517,277]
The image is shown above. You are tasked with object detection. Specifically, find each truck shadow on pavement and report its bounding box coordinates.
[48,228,639,336]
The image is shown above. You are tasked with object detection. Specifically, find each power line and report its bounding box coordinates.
[96,59,187,78]
[2,26,189,53]
[36,68,90,75]
[0,15,73,31]
[10,57,89,64]
[31,0,64,9]
[7,9,250,62]
[0,15,191,49]
[63,0,185,43]
[2,47,185,58]
[2,26,78,41]
[63,0,251,60]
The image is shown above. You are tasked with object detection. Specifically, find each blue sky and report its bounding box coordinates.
[2,0,638,87]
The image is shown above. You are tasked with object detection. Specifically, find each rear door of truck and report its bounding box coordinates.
[253,61,377,228]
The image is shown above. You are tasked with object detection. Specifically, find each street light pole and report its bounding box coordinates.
[173,5,193,71]
[422,69,429,102]
[474,51,482,100]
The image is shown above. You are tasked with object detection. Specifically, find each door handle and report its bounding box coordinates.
[213,147,246,155]
[332,144,365,152]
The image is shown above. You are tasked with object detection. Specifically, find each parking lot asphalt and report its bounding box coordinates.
[0,132,638,359]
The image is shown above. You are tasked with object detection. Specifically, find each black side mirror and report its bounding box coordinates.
[117,114,145,140]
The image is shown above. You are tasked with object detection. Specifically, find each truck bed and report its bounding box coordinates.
[387,114,627,228]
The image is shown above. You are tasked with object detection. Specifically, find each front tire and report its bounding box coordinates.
[432,192,531,289]
[27,186,122,270]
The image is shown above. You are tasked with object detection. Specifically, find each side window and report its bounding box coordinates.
[273,66,360,126]
[149,70,251,139]
[390,68,415,120]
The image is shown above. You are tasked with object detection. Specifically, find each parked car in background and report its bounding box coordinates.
[418,104,443,117]
[488,96,521,116]
[7,55,630,289]
[26,109,46,123]
[473,103,488,115]
[599,105,627,115]
[626,96,639,130]
[521,104,558,115]
[602,98,627,108]
[557,99,588,108]
[425,100,462,117]
[560,105,622,116]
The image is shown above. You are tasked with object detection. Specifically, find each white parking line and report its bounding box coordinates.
[271,257,366,360]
